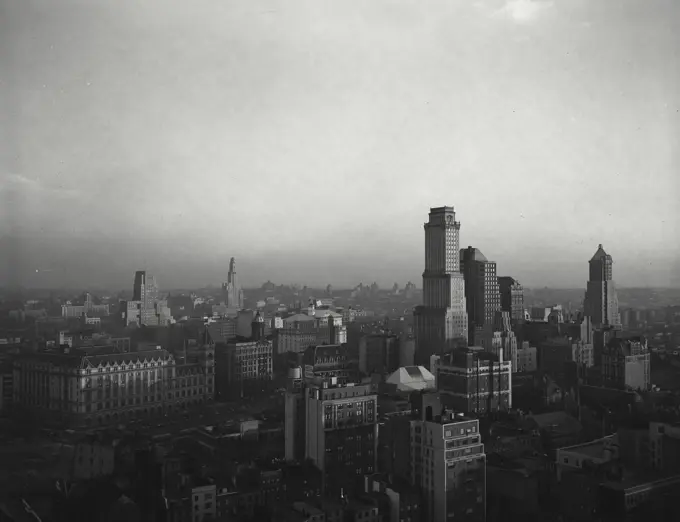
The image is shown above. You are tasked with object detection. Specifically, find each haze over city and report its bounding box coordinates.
[1,0,679,289]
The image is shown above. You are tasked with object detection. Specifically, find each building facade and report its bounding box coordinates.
[481,311,517,366]
[359,333,401,375]
[409,393,486,522]
[12,345,214,428]
[304,379,378,497]
[515,342,537,373]
[61,293,110,318]
[276,313,346,355]
[602,337,650,391]
[414,207,469,365]
[302,344,358,385]
[460,247,501,347]
[133,271,159,325]
[583,245,621,328]
[435,348,512,414]
[497,277,524,323]
[215,339,273,401]
[284,367,306,462]
[127,271,172,326]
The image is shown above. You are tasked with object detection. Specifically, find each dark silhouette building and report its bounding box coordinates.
[497,276,525,323]
[460,247,501,346]
[583,245,621,328]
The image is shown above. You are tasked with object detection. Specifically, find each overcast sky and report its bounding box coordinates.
[1,0,678,290]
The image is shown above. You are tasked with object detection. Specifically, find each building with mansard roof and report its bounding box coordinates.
[12,343,214,428]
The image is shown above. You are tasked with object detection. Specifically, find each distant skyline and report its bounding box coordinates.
[1,0,679,289]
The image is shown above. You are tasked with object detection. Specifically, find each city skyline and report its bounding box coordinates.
[2,0,679,289]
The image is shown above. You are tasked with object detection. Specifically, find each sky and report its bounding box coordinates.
[1,0,678,290]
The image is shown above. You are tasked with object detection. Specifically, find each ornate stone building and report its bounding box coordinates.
[12,344,214,428]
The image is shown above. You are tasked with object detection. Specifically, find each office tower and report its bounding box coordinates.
[435,347,512,414]
[497,276,524,323]
[222,257,244,309]
[583,244,621,328]
[146,275,159,303]
[409,393,486,522]
[413,207,469,365]
[133,270,146,302]
[131,271,163,326]
[460,247,501,346]
[304,378,378,497]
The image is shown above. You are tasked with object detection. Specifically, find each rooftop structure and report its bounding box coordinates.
[385,366,436,393]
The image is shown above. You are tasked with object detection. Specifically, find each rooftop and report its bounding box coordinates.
[526,411,582,435]
[559,435,617,459]
[429,206,455,213]
[590,244,610,262]
[461,247,487,262]
[283,313,317,324]
[386,366,436,392]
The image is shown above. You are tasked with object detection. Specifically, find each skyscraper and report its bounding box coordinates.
[413,207,468,365]
[222,257,244,309]
[460,247,501,346]
[497,276,525,323]
[133,270,146,302]
[583,244,620,328]
[131,271,164,326]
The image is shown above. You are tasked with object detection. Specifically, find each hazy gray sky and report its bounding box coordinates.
[1,0,678,290]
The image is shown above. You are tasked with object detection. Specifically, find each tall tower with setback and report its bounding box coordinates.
[413,207,469,365]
